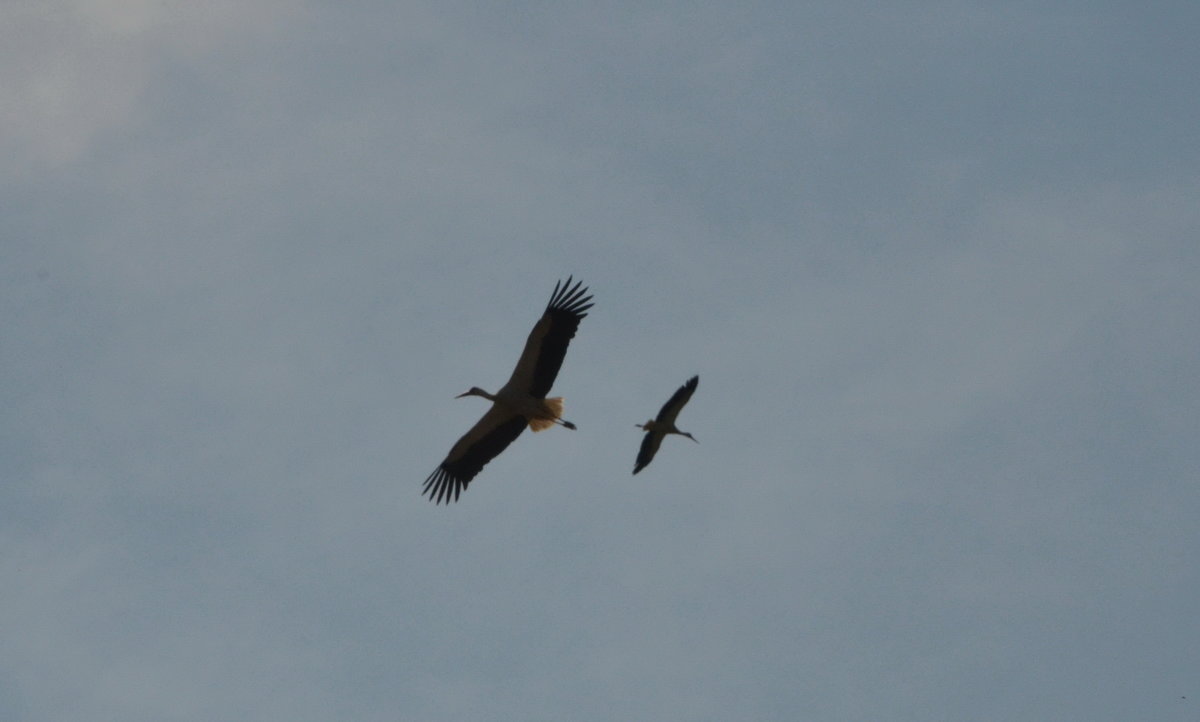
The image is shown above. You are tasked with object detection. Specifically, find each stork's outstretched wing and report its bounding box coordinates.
[633,431,665,475]
[655,376,698,424]
[424,405,527,504]
[504,277,593,398]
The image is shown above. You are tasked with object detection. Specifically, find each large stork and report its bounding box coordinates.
[423,277,594,503]
[633,375,699,474]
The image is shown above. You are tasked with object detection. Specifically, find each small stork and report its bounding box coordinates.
[633,375,699,474]
[423,277,594,503]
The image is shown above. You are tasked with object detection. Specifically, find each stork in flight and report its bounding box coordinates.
[633,375,699,474]
[423,277,594,503]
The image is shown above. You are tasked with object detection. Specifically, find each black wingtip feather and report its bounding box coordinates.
[547,276,594,318]
[423,466,468,505]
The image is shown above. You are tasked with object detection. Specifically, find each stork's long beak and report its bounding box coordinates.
[685,433,699,443]
[454,391,470,399]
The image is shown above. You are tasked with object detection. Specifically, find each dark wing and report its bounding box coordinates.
[423,406,527,504]
[633,430,664,475]
[655,375,699,425]
[504,276,593,398]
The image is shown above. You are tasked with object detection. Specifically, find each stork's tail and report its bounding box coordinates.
[529,397,574,431]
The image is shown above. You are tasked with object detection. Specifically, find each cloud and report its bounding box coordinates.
[0,1,296,172]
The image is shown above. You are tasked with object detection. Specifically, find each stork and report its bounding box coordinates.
[633,375,699,474]
[423,277,594,503]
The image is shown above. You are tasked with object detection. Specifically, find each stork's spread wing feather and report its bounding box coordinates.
[505,276,593,398]
[633,431,664,475]
[423,406,527,504]
[656,375,699,424]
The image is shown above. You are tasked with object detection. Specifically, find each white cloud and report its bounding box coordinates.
[0,1,296,172]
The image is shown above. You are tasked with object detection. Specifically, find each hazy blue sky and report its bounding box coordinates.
[4,2,1198,720]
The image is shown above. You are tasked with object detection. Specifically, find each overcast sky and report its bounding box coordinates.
[3,2,1198,720]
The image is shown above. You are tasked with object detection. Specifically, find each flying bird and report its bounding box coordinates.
[633,375,699,474]
[423,277,594,503]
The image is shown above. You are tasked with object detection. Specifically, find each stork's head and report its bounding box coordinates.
[455,386,489,399]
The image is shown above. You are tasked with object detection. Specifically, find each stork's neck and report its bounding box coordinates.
[457,386,498,402]
[474,387,501,402]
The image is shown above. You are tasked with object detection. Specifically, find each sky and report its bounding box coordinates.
[3,2,1199,720]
